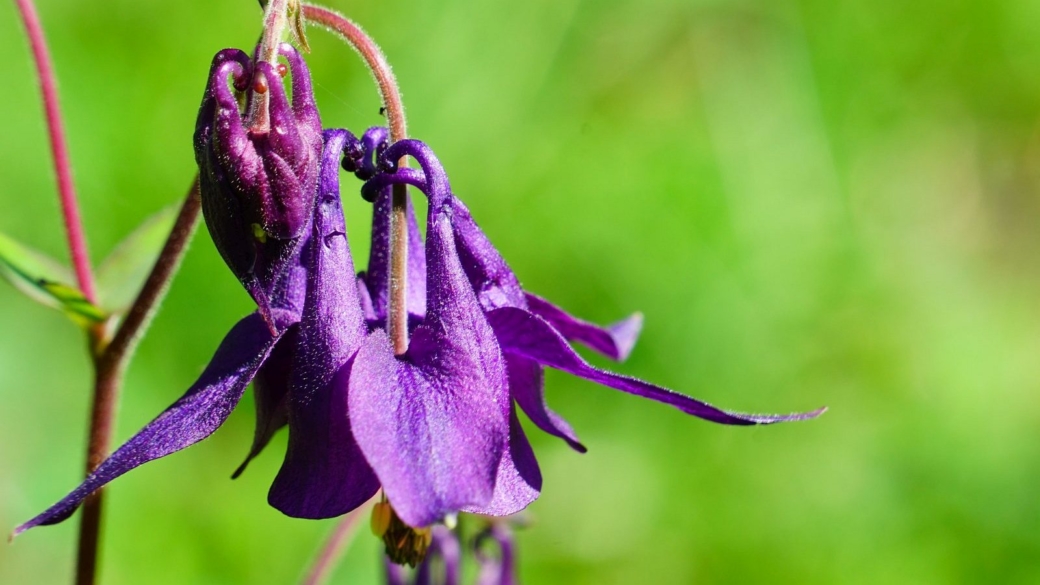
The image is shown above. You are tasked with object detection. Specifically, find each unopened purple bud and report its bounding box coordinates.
[194,43,322,319]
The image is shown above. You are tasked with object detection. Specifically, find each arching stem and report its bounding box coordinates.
[248,0,291,133]
[302,3,411,355]
[74,180,202,585]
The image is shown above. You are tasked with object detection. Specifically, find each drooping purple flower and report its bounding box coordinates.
[355,135,825,516]
[235,126,520,529]
[194,42,322,324]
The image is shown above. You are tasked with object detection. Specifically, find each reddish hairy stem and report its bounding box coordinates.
[300,502,372,585]
[74,180,201,585]
[97,179,201,375]
[13,0,97,303]
[248,0,291,133]
[302,4,411,355]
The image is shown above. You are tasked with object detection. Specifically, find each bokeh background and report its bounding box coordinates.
[3,0,1040,582]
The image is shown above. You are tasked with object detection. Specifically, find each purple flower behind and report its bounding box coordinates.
[194,43,322,324]
[475,524,517,585]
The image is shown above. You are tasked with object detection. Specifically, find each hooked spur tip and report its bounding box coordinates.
[231,457,251,480]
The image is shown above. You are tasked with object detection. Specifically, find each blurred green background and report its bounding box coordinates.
[3,0,1040,582]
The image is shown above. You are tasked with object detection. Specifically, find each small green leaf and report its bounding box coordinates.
[0,230,72,308]
[0,230,107,325]
[96,204,179,314]
[39,280,109,324]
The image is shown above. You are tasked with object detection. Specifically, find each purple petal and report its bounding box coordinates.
[269,357,379,518]
[269,129,380,518]
[463,404,542,517]
[416,526,461,585]
[350,208,511,528]
[15,310,290,535]
[487,307,826,425]
[506,354,586,453]
[385,560,408,585]
[449,198,527,311]
[524,292,643,361]
[357,274,377,322]
[365,183,426,321]
[476,525,518,585]
[277,43,321,134]
[231,325,298,479]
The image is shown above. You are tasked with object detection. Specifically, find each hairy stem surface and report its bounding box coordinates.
[74,180,201,585]
[303,4,411,355]
[13,0,97,302]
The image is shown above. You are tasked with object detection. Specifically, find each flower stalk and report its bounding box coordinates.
[75,180,201,585]
[300,501,371,585]
[302,3,411,354]
[248,0,291,133]
[13,0,97,304]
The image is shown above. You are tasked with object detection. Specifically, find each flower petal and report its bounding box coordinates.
[269,357,379,518]
[365,184,426,321]
[476,524,518,585]
[506,354,586,453]
[269,129,380,518]
[463,403,542,517]
[385,560,409,585]
[231,325,298,479]
[415,526,461,585]
[524,292,642,361]
[350,206,511,527]
[487,307,826,425]
[449,198,526,311]
[15,310,289,535]
[357,274,377,322]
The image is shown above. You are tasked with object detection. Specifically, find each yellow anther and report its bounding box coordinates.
[371,501,392,538]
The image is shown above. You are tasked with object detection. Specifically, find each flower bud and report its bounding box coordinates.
[194,44,322,320]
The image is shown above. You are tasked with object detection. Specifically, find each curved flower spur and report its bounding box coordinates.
[357,133,825,471]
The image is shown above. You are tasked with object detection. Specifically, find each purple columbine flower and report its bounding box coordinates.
[237,125,519,530]
[354,133,826,517]
[15,114,821,542]
[194,42,323,325]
